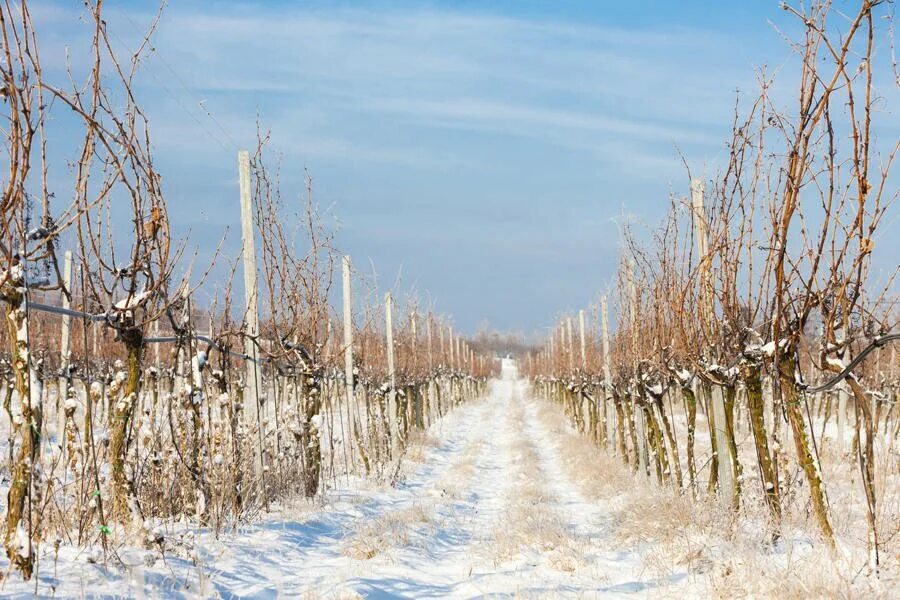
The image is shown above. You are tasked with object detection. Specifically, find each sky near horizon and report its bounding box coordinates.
[30,1,899,336]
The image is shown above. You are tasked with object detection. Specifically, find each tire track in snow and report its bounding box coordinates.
[136,369,696,598]
[521,387,692,596]
[337,378,520,598]
[187,396,501,598]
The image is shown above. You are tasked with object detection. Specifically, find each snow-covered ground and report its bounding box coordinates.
[6,359,887,598]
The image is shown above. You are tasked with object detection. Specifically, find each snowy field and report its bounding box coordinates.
[1,359,890,598]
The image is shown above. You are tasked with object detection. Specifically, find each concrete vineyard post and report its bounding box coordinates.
[58,250,73,463]
[426,316,433,370]
[342,256,359,464]
[411,311,423,428]
[601,296,615,448]
[238,150,264,473]
[578,309,587,369]
[449,326,455,370]
[386,293,399,460]
[837,386,848,452]
[691,178,734,501]
[426,316,434,425]
[626,258,649,474]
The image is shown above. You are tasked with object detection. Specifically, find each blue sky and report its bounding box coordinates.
[32,1,898,335]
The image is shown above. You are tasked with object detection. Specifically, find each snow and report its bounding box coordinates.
[825,355,847,370]
[114,290,151,311]
[14,523,30,559]
[310,413,324,430]
[646,382,664,396]
[0,361,890,597]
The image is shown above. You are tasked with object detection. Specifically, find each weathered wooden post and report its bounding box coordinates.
[578,309,587,369]
[548,328,555,369]
[577,309,591,435]
[626,258,649,474]
[601,296,615,448]
[342,256,359,463]
[426,315,435,424]
[836,385,848,451]
[449,326,455,369]
[58,250,73,459]
[385,293,399,460]
[410,309,423,428]
[692,178,734,499]
[238,150,264,472]
[426,315,434,369]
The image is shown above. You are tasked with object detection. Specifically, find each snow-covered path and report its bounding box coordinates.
[19,362,696,599]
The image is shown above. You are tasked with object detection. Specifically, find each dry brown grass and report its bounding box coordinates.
[298,588,365,600]
[402,429,442,464]
[435,438,483,499]
[344,432,487,561]
[343,504,433,560]
[485,401,586,572]
[532,396,899,597]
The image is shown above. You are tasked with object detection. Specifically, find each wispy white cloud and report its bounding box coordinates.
[32,1,866,330]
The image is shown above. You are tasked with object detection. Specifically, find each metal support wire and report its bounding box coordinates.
[25,300,290,368]
[801,332,900,394]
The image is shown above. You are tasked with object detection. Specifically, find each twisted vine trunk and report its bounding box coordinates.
[642,401,666,484]
[613,393,629,466]
[723,385,742,509]
[623,396,640,471]
[846,377,879,569]
[681,384,697,494]
[655,393,683,490]
[301,366,323,497]
[779,354,835,546]
[109,329,143,524]
[3,287,39,579]
[701,382,719,494]
[742,362,780,527]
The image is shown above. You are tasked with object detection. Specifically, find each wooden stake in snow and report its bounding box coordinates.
[578,310,591,434]
[58,250,73,461]
[836,386,848,452]
[385,292,399,459]
[691,178,735,500]
[449,326,455,369]
[239,151,261,416]
[426,316,433,370]
[411,310,423,428]
[239,150,264,473]
[411,310,418,367]
[549,329,555,366]
[342,256,357,450]
[625,258,649,474]
[566,317,574,372]
[578,309,587,369]
[601,295,616,447]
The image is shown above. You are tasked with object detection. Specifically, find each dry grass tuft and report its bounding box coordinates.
[531,395,900,597]
[485,401,586,572]
[343,504,432,560]
[402,429,442,464]
[436,439,483,499]
[300,588,365,600]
